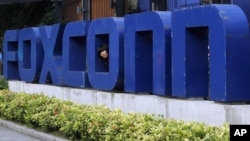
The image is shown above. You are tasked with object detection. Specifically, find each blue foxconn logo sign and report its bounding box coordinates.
[3,5,250,102]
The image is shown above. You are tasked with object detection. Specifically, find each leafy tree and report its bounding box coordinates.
[0,0,60,49]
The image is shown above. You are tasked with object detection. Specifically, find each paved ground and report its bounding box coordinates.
[0,119,68,141]
[0,126,41,141]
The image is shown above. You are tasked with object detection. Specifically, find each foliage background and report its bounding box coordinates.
[0,0,59,50]
[0,91,230,141]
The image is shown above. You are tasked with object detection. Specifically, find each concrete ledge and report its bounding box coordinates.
[8,81,250,126]
[0,119,68,141]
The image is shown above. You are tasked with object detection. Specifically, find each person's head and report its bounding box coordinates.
[98,44,109,60]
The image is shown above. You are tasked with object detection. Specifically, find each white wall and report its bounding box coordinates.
[8,81,250,126]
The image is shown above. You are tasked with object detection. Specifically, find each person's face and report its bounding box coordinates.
[100,50,108,59]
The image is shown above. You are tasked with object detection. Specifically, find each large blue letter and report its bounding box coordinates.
[63,21,90,87]
[124,11,172,96]
[172,5,250,101]
[233,0,250,26]
[3,30,19,80]
[87,18,124,90]
[18,27,43,82]
[39,24,64,85]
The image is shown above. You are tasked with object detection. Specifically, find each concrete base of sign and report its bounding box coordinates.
[8,80,250,126]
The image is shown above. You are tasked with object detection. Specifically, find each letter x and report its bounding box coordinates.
[39,24,64,85]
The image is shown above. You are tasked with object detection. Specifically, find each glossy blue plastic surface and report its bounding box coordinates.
[62,21,90,88]
[87,18,124,90]
[39,24,65,85]
[3,3,250,102]
[18,27,43,82]
[172,5,250,101]
[124,11,172,96]
[3,30,19,79]
[233,0,250,26]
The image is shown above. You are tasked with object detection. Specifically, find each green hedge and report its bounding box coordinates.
[0,90,229,141]
[0,76,8,90]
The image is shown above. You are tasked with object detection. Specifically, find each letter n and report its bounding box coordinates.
[172,5,250,101]
[124,12,172,96]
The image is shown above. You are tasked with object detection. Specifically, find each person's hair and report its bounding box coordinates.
[97,44,108,53]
